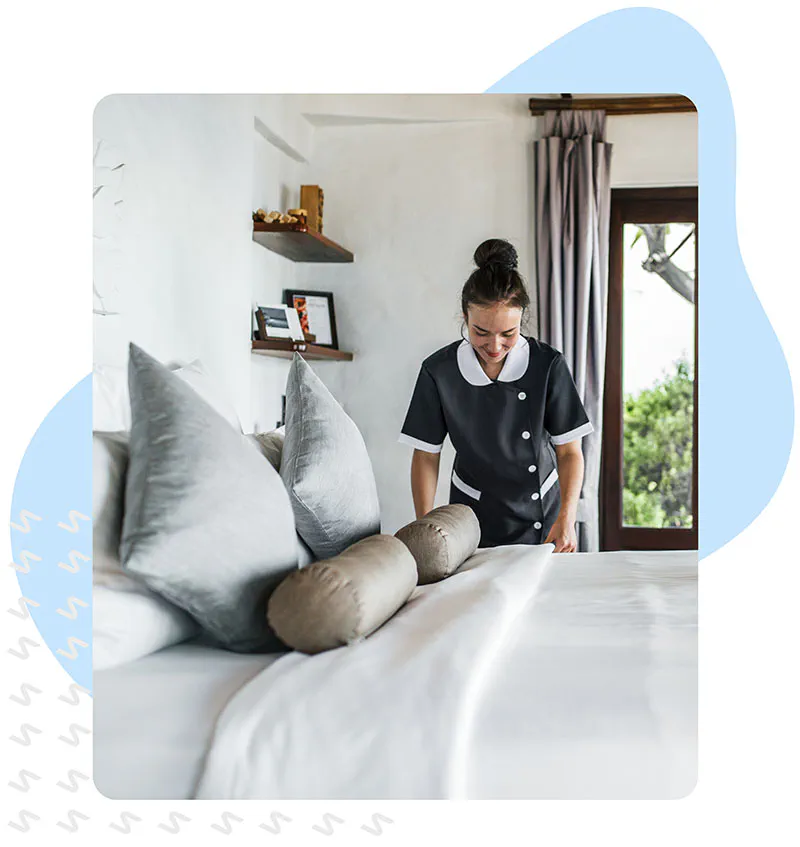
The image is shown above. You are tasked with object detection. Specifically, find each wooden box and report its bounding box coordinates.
[300,185,324,234]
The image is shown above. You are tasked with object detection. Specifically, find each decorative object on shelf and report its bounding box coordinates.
[287,208,308,226]
[255,305,305,343]
[283,289,338,349]
[300,185,324,233]
[253,208,300,224]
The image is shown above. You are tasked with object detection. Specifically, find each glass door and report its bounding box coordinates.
[602,189,698,550]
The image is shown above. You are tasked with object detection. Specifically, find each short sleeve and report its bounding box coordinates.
[544,354,594,445]
[398,365,447,453]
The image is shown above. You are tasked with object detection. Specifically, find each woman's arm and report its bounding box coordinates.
[544,440,585,552]
[410,449,441,518]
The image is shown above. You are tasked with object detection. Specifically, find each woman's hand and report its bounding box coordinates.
[544,515,577,553]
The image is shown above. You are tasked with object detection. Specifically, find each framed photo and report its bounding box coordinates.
[283,289,339,349]
[255,304,305,342]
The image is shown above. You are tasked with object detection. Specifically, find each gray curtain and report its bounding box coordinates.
[533,110,612,552]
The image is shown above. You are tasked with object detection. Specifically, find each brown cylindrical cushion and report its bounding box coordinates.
[395,504,480,585]
[266,534,417,654]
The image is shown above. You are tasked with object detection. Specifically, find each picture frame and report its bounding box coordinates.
[255,304,305,343]
[283,289,339,349]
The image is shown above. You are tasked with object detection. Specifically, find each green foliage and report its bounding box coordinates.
[623,357,694,528]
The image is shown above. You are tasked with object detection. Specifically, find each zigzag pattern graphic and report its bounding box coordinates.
[7,810,40,832]
[58,723,91,746]
[57,511,90,533]
[361,813,395,836]
[8,637,40,659]
[9,550,42,574]
[10,510,43,534]
[211,812,244,834]
[259,812,293,834]
[9,683,42,706]
[57,550,90,574]
[10,724,42,746]
[57,770,90,792]
[7,596,40,619]
[109,812,142,834]
[56,596,89,619]
[57,637,89,660]
[59,682,90,705]
[7,770,41,792]
[312,813,346,836]
[158,812,192,834]
[56,810,90,832]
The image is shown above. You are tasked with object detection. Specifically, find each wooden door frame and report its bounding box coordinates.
[601,187,698,551]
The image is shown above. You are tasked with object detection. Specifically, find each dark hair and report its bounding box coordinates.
[461,238,530,317]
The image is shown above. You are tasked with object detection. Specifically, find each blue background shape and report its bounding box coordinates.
[10,8,794,691]
[11,375,92,691]
[487,7,794,558]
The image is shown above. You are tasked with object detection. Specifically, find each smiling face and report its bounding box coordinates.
[465,302,523,371]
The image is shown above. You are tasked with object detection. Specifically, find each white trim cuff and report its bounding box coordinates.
[550,421,594,445]
[398,432,444,454]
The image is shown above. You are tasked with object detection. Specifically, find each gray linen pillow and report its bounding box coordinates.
[267,534,416,654]
[280,354,381,559]
[395,504,480,584]
[120,344,298,652]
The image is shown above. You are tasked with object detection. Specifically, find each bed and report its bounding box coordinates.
[93,544,697,800]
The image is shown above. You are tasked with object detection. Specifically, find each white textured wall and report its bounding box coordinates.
[606,112,698,187]
[92,94,697,535]
[93,94,312,432]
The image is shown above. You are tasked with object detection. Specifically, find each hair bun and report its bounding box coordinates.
[473,238,518,271]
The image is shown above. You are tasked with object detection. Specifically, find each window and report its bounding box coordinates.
[601,188,698,551]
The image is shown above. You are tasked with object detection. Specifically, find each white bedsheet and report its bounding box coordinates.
[93,642,279,799]
[195,545,697,800]
[469,549,697,798]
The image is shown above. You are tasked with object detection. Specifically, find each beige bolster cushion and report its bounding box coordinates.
[395,504,480,585]
[267,534,417,654]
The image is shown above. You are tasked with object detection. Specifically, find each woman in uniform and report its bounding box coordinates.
[398,238,592,552]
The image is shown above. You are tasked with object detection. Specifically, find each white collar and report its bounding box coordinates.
[456,335,530,386]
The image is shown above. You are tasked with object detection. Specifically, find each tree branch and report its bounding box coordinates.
[636,224,695,304]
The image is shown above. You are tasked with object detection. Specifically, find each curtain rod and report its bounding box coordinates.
[529,95,696,116]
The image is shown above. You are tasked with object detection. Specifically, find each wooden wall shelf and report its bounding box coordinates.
[252,222,354,263]
[252,339,354,361]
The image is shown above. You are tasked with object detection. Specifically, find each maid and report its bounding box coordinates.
[398,239,592,552]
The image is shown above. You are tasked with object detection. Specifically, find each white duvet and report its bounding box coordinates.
[195,544,697,800]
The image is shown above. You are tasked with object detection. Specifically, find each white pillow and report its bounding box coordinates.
[93,365,131,433]
[92,358,242,433]
[93,431,198,670]
[93,585,198,671]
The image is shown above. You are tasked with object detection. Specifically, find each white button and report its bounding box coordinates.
[518,392,527,400]
[531,492,540,501]
[534,521,542,530]
[522,431,531,440]
[528,464,537,473]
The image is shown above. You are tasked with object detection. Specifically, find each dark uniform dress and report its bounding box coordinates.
[399,335,593,548]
